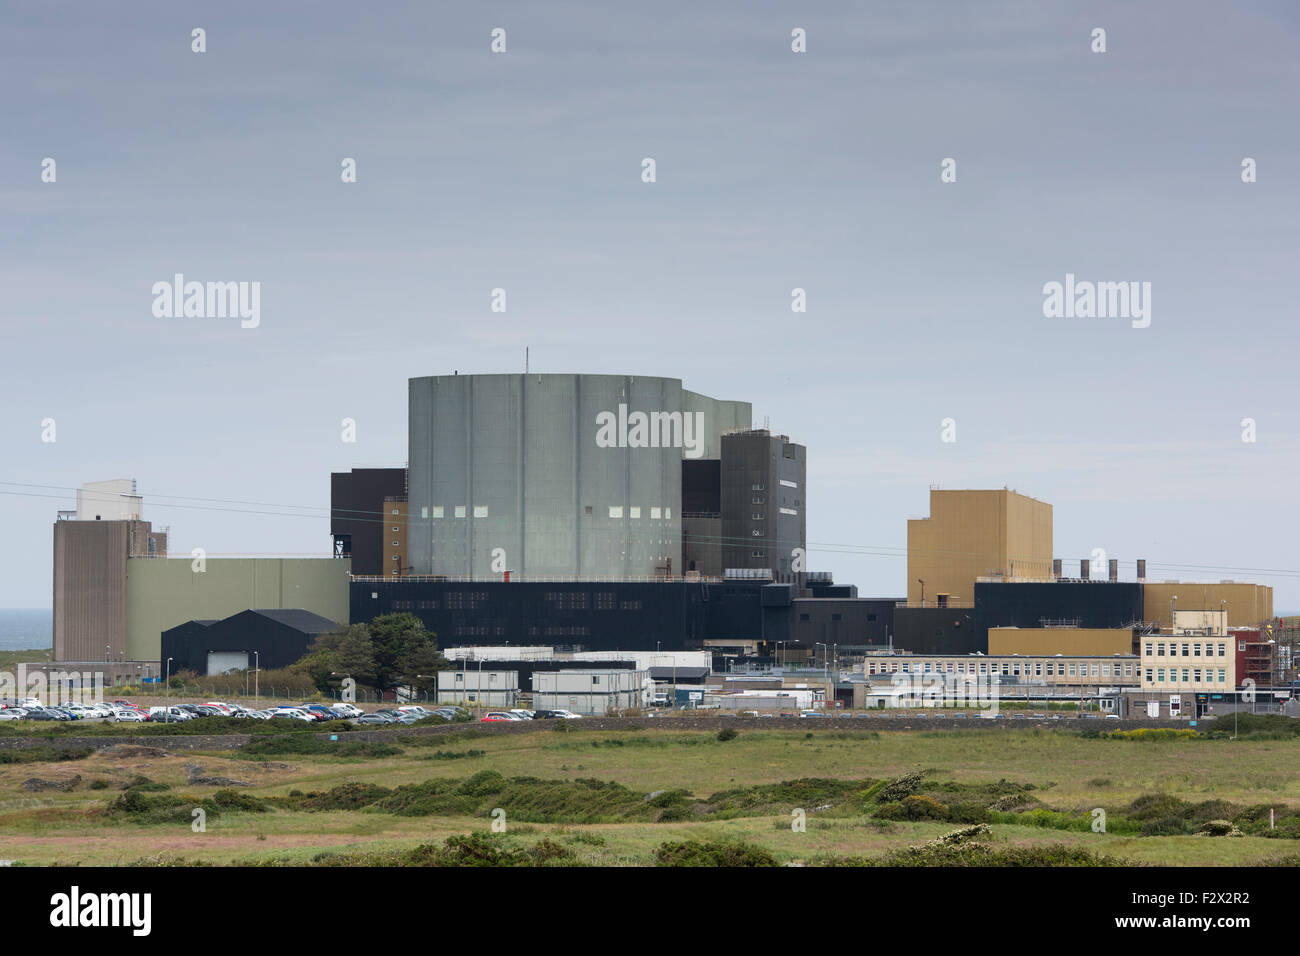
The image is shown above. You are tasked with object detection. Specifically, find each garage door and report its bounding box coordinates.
[207,651,250,675]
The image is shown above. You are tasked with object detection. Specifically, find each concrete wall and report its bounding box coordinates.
[53,520,130,661]
[124,558,351,661]
[907,489,1053,606]
[408,374,754,580]
[988,627,1133,657]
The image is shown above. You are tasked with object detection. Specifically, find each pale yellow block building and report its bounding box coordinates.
[907,489,1053,606]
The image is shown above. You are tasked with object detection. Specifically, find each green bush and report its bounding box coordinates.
[874,794,948,821]
[716,728,738,742]
[654,840,778,867]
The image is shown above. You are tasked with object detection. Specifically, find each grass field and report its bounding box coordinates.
[0,718,1297,866]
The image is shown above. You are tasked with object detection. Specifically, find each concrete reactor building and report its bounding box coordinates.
[406,373,751,580]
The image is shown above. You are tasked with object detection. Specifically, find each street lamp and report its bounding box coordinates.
[165,657,173,700]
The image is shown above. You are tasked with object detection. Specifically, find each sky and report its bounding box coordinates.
[1,0,1297,610]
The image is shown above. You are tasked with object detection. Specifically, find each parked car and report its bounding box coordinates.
[331,703,364,719]
[355,712,398,725]
[508,709,535,720]
[480,712,520,722]
[271,708,316,722]
[112,709,147,723]
[0,708,28,720]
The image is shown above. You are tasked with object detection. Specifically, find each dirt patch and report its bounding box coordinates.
[101,745,170,759]
[184,763,250,787]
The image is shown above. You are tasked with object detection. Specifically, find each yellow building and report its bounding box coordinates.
[1141,582,1272,629]
[907,489,1053,606]
[988,627,1133,657]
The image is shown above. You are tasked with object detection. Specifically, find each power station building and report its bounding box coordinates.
[405,373,752,580]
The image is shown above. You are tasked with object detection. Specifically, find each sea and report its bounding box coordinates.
[0,609,52,652]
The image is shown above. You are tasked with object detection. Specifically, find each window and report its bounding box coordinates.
[432,506,444,519]
[1194,669,1202,683]
[1181,668,1190,683]
[1091,663,1099,677]
[1217,669,1226,682]
[608,506,623,518]
[665,507,672,519]
[629,506,641,519]
[1144,643,1153,656]
[1193,643,1202,657]
[584,505,593,516]
[752,496,765,505]
[1102,663,1111,677]
[751,483,765,491]
[651,507,662,519]
[979,663,987,674]
[454,505,466,518]
[392,526,399,532]
[1069,663,1077,677]
[1145,669,1153,682]
[1157,668,1165,682]
[1157,643,1165,656]
[1124,663,1133,677]
[1217,643,1226,657]
[1181,643,1189,657]
[1001,663,1009,675]
[1045,662,1053,676]
[1238,641,1246,651]
[780,479,798,488]
[473,505,488,518]
[391,540,399,547]
[751,550,765,558]
[832,613,841,621]
[752,513,765,520]
[779,507,798,516]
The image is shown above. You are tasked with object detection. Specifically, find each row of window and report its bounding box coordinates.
[866,660,1137,678]
[1145,668,1228,684]
[1143,641,1228,658]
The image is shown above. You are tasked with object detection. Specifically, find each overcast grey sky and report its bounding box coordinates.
[1,0,1297,610]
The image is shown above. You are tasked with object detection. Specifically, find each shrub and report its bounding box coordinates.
[654,840,778,867]
[716,728,738,742]
[875,794,948,821]
[876,770,926,803]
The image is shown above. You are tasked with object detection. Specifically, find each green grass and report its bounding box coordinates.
[0,725,1297,866]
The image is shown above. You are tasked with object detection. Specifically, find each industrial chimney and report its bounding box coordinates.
[1108,558,1118,582]
[1137,559,1146,582]
[1080,559,1090,580]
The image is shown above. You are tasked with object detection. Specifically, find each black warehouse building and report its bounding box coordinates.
[162,609,342,675]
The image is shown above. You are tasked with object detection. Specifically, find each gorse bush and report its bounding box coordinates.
[654,840,778,867]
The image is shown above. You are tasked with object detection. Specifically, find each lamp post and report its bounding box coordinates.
[253,651,259,708]
[165,658,173,701]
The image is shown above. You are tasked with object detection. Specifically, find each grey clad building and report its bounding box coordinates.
[407,373,750,580]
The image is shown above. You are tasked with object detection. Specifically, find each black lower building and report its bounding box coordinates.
[161,609,341,675]
[892,606,983,654]
[975,581,1144,635]
[353,577,902,654]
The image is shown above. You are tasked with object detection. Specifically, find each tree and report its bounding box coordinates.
[366,613,445,692]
